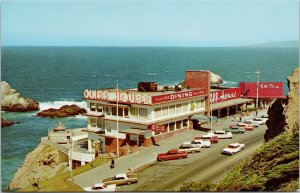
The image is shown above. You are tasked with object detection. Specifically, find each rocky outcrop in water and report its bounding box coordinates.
[265,67,299,141]
[210,71,223,84]
[1,117,14,127]
[1,81,39,112]
[8,143,69,191]
[36,105,87,118]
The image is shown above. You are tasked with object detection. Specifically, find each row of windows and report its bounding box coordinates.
[89,102,148,119]
[153,119,188,135]
[154,100,205,119]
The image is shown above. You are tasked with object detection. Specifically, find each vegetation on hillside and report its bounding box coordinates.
[180,132,299,191]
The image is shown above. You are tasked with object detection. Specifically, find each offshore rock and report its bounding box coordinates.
[8,143,69,191]
[1,81,39,112]
[265,67,299,141]
[1,117,14,127]
[210,71,223,84]
[36,104,87,118]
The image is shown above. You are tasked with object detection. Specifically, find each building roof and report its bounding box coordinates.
[211,98,254,110]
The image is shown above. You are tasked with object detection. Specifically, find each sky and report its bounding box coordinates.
[1,0,299,46]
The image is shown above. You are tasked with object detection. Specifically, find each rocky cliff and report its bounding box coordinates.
[8,143,69,191]
[265,67,299,141]
[1,81,39,112]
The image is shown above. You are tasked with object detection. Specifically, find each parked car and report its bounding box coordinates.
[157,149,188,161]
[191,139,211,148]
[260,115,269,123]
[84,183,116,192]
[179,143,202,153]
[224,126,245,134]
[194,136,219,144]
[221,143,245,155]
[202,130,233,139]
[244,118,265,125]
[102,173,138,186]
[235,122,255,131]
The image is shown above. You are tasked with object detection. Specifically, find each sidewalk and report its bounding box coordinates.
[72,109,268,188]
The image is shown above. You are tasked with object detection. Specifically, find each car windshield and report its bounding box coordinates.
[228,145,238,148]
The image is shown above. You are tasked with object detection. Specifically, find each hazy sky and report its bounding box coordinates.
[2,0,299,46]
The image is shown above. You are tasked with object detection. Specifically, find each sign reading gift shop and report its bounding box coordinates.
[239,82,284,98]
[84,89,152,104]
[210,87,241,104]
[151,89,206,104]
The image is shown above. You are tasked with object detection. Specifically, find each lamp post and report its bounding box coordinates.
[116,80,119,157]
[256,70,260,109]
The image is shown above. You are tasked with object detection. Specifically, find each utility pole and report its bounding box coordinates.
[116,80,119,157]
[256,69,260,109]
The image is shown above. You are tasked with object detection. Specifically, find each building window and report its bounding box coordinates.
[130,107,138,117]
[139,108,147,118]
[162,106,168,117]
[124,108,129,117]
[169,122,175,131]
[201,100,205,108]
[96,104,102,112]
[169,105,175,115]
[97,119,103,128]
[154,108,161,118]
[106,122,111,132]
[176,104,183,114]
[112,107,117,116]
[183,103,188,112]
[196,100,201,109]
[90,103,96,111]
[118,108,123,117]
[190,101,195,111]
[105,107,111,115]
[176,121,182,130]
[183,119,188,127]
[90,118,97,127]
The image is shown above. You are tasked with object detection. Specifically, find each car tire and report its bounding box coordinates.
[161,159,165,162]
[179,157,182,159]
[192,151,195,154]
[127,181,131,185]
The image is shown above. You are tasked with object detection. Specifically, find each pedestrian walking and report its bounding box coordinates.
[110,158,115,169]
[255,109,258,116]
[239,115,242,122]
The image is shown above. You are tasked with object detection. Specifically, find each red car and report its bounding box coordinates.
[194,136,219,144]
[157,149,188,162]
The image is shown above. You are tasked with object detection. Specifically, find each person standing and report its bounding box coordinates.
[110,158,115,169]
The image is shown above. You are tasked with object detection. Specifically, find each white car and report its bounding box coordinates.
[179,142,202,153]
[202,130,233,139]
[84,183,116,192]
[244,118,265,125]
[221,143,245,155]
[191,139,211,148]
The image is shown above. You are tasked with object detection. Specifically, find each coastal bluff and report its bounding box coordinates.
[1,81,39,112]
[8,143,69,191]
[265,67,299,141]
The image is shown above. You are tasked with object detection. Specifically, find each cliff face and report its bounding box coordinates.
[265,67,299,141]
[284,67,299,135]
[1,81,39,112]
[8,143,68,191]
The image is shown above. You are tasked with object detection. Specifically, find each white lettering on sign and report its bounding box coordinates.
[152,89,206,104]
[260,83,279,90]
[84,89,151,104]
[210,88,239,104]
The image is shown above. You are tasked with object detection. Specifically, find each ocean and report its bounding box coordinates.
[1,46,298,190]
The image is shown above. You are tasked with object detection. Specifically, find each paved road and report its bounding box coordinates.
[118,124,267,191]
[72,109,268,190]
